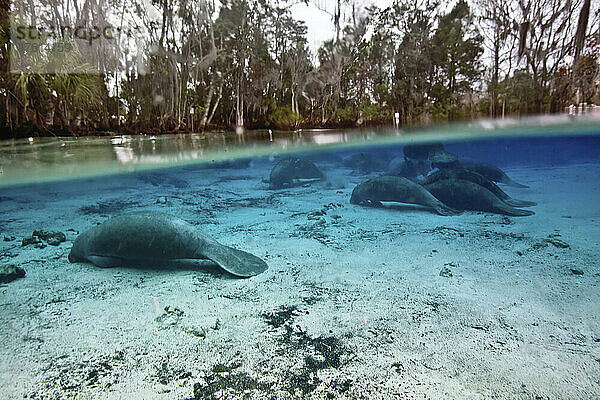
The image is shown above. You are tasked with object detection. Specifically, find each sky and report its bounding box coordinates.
[289,0,394,52]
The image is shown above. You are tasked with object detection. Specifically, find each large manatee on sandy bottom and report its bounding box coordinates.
[350,175,461,216]
[423,179,534,217]
[420,168,536,207]
[69,211,268,278]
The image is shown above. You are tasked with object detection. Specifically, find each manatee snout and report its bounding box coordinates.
[68,251,85,263]
[68,233,86,263]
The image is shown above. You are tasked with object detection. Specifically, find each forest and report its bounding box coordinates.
[0,0,598,137]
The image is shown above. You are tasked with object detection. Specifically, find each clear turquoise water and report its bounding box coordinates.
[1,115,600,399]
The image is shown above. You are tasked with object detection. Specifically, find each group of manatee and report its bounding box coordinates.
[348,144,535,217]
[268,142,535,218]
[69,157,324,278]
[68,142,533,278]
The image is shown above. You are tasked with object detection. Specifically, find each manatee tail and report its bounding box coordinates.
[494,203,535,217]
[432,203,463,216]
[502,177,529,188]
[201,242,268,278]
[503,198,537,207]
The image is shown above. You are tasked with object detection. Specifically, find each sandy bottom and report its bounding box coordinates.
[1,156,599,399]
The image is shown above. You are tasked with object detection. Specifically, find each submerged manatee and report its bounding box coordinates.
[69,211,268,277]
[423,179,534,216]
[459,161,529,188]
[350,175,461,216]
[269,157,324,189]
[387,157,430,180]
[403,143,445,160]
[428,150,461,169]
[421,168,536,207]
[343,153,385,175]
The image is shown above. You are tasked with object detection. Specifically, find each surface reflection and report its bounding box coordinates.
[1,114,599,187]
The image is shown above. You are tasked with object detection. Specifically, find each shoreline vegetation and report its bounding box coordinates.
[0,0,598,139]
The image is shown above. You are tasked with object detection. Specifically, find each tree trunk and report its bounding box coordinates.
[159,0,168,48]
[490,9,500,118]
[200,79,214,129]
[574,0,591,61]
[207,83,222,126]
[0,0,10,131]
[334,0,341,43]
[236,77,244,130]
[236,93,244,129]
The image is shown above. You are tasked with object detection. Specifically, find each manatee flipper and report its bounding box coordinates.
[431,203,462,216]
[199,242,268,278]
[358,200,383,208]
[86,255,124,268]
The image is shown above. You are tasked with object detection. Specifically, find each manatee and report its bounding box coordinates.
[269,157,324,189]
[350,175,461,216]
[343,153,385,175]
[386,157,406,175]
[423,179,534,216]
[387,157,430,180]
[421,168,536,207]
[459,160,529,188]
[403,143,445,160]
[69,211,268,278]
[428,150,461,169]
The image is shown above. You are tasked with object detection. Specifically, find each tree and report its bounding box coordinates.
[513,0,583,112]
[431,0,484,120]
[1,0,598,137]
[390,3,437,123]
[476,0,517,117]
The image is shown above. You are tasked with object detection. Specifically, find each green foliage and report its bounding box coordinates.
[0,0,594,136]
[391,6,435,122]
[498,70,540,115]
[268,106,301,130]
[11,37,107,131]
[336,107,355,122]
[430,0,483,120]
[358,101,388,123]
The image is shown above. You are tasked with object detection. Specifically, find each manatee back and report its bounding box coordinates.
[350,176,399,204]
[458,161,505,181]
[425,179,498,210]
[269,157,323,189]
[351,175,424,203]
[425,179,534,216]
[80,212,205,261]
[423,168,510,200]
